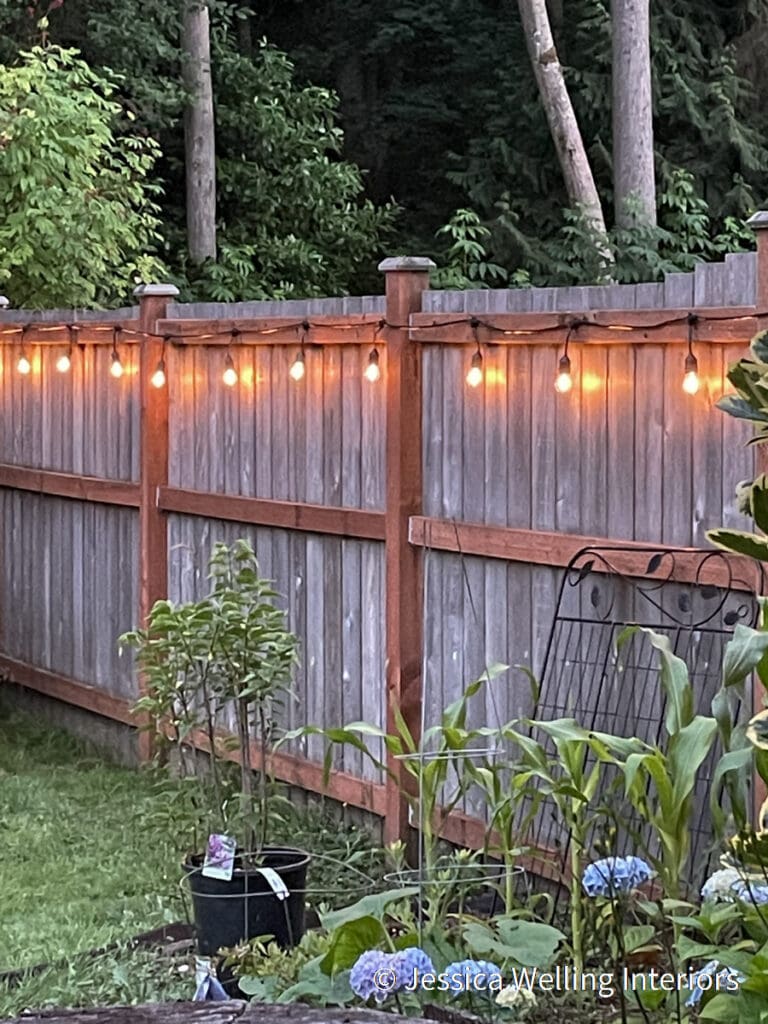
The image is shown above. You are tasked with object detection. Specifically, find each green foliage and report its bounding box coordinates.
[179,38,395,301]
[121,539,299,854]
[0,45,164,307]
[430,209,511,289]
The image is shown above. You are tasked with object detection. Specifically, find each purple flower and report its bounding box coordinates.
[350,950,395,1003]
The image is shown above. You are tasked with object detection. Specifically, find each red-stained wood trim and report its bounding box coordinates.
[0,655,136,725]
[409,516,763,594]
[409,308,764,346]
[382,262,431,847]
[137,288,175,762]
[158,487,386,541]
[0,464,139,507]
[155,315,384,345]
[0,321,140,344]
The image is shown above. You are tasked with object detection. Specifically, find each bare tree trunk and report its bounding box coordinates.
[612,0,656,227]
[181,1,217,263]
[516,0,609,248]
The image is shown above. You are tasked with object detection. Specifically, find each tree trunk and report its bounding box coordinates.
[612,0,656,227]
[516,0,609,248]
[181,1,217,263]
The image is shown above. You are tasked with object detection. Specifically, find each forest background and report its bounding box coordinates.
[0,0,767,305]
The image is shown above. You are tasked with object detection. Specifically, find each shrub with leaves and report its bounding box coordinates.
[0,44,165,307]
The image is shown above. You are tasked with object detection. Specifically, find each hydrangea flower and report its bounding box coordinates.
[733,879,768,906]
[349,947,435,1002]
[701,868,744,903]
[443,959,503,993]
[582,856,654,897]
[496,983,537,1008]
[393,947,435,987]
[350,950,397,1003]
[701,868,768,905]
[685,960,744,1008]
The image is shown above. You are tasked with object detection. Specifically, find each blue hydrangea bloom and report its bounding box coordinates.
[350,950,397,1003]
[685,961,744,1008]
[701,868,743,903]
[443,959,503,993]
[393,947,435,987]
[582,856,654,897]
[734,879,768,906]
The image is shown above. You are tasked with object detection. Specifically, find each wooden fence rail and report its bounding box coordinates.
[2,221,768,846]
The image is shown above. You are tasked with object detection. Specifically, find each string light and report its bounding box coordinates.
[364,348,381,382]
[555,324,577,394]
[290,321,308,382]
[151,337,168,389]
[110,326,124,378]
[56,325,75,373]
[222,330,239,387]
[17,326,30,375]
[466,319,483,387]
[683,314,700,395]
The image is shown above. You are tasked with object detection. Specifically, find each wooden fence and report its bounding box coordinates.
[2,222,768,848]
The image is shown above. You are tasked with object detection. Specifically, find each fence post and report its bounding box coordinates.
[379,256,435,847]
[134,283,179,762]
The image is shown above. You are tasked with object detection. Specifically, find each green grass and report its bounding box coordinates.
[0,700,381,1018]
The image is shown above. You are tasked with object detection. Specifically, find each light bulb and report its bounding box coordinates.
[466,350,483,388]
[17,354,31,375]
[56,351,71,373]
[554,355,573,393]
[364,348,381,383]
[110,351,124,378]
[151,360,166,389]
[683,353,699,395]
[222,353,238,387]
[289,352,306,381]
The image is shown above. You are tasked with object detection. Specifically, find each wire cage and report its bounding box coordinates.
[527,544,764,892]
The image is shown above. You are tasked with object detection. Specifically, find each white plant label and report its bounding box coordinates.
[257,866,289,900]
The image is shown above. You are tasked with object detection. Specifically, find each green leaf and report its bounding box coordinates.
[319,887,419,932]
[319,916,386,975]
[722,626,768,689]
[707,529,768,562]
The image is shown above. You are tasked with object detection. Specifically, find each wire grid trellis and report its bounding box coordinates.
[529,545,764,893]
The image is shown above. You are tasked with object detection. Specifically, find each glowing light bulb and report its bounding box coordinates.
[683,353,699,395]
[364,348,381,383]
[554,355,573,394]
[222,353,238,387]
[466,350,483,388]
[110,351,124,378]
[17,354,31,375]
[151,360,166,389]
[290,352,306,381]
[56,351,71,373]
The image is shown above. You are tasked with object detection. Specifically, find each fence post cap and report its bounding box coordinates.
[378,256,436,273]
[133,283,180,298]
[747,211,768,231]
[0,296,9,309]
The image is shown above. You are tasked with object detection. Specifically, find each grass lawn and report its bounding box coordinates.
[0,699,379,1018]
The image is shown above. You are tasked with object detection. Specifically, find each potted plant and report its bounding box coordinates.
[120,539,308,956]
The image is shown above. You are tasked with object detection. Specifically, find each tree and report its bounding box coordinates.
[516,0,608,247]
[0,45,164,307]
[181,0,216,263]
[612,0,656,227]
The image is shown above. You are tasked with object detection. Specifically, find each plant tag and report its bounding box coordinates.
[257,866,290,901]
[202,834,236,880]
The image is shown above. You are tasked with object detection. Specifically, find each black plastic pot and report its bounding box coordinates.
[183,846,310,956]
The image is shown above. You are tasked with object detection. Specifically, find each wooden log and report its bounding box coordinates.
[6,1003,432,1024]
